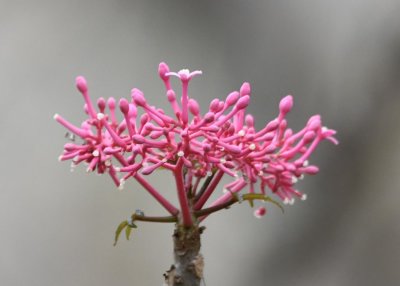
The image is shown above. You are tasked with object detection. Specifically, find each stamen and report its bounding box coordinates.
[118,178,125,190]
[97,113,105,120]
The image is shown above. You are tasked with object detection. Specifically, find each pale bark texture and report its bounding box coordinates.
[164,225,205,286]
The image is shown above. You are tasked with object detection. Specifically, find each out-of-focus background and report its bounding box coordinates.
[1,1,400,285]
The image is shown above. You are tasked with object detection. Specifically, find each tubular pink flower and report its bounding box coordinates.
[166,68,202,126]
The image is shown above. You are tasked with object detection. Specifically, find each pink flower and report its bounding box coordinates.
[165,68,203,82]
[55,62,337,226]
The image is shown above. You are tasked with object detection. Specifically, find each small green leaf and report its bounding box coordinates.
[248,199,254,208]
[125,226,132,240]
[264,197,284,213]
[114,220,128,246]
[241,193,284,213]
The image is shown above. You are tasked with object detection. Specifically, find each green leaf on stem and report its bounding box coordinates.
[263,197,284,213]
[241,194,284,213]
[114,220,128,246]
[125,225,132,240]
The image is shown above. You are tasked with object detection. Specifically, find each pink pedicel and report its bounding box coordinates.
[55,62,337,226]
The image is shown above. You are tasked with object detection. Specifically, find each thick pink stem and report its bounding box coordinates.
[174,158,193,226]
[134,174,179,216]
[194,170,224,210]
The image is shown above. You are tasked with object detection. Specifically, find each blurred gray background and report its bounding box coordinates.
[1,0,400,285]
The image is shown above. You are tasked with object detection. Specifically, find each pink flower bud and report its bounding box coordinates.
[141,160,166,175]
[254,206,266,218]
[279,95,293,115]
[64,143,77,151]
[158,62,170,80]
[119,98,130,114]
[245,114,254,127]
[209,99,220,112]
[132,134,146,144]
[166,90,176,102]
[188,99,200,116]
[204,112,215,123]
[235,95,250,110]
[203,144,211,152]
[75,76,88,93]
[131,88,146,106]
[103,147,121,155]
[128,103,137,118]
[226,91,240,106]
[307,115,321,130]
[107,97,116,109]
[239,82,251,96]
[303,131,316,143]
[217,101,225,112]
[283,129,293,140]
[303,166,319,174]
[97,97,106,112]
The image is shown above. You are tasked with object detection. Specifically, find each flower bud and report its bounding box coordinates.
[307,115,321,130]
[166,90,176,102]
[226,91,240,106]
[303,131,316,143]
[303,166,319,174]
[279,95,293,115]
[97,97,106,112]
[209,99,220,112]
[235,95,250,110]
[119,98,130,114]
[245,114,254,127]
[239,82,251,96]
[107,97,116,110]
[132,134,146,144]
[158,62,170,80]
[131,88,146,106]
[188,99,200,116]
[254,206,266,218]
[204,112,215,123]
[75,76,87,93]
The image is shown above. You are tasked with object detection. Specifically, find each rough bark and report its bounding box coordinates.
[164,225,205,286]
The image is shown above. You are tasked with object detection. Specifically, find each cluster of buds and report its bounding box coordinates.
[54,62,337,227]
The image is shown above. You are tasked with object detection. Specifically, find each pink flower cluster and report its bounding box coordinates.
[54,62,337,226]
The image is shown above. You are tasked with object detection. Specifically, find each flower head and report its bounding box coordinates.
[55,62,337,226]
